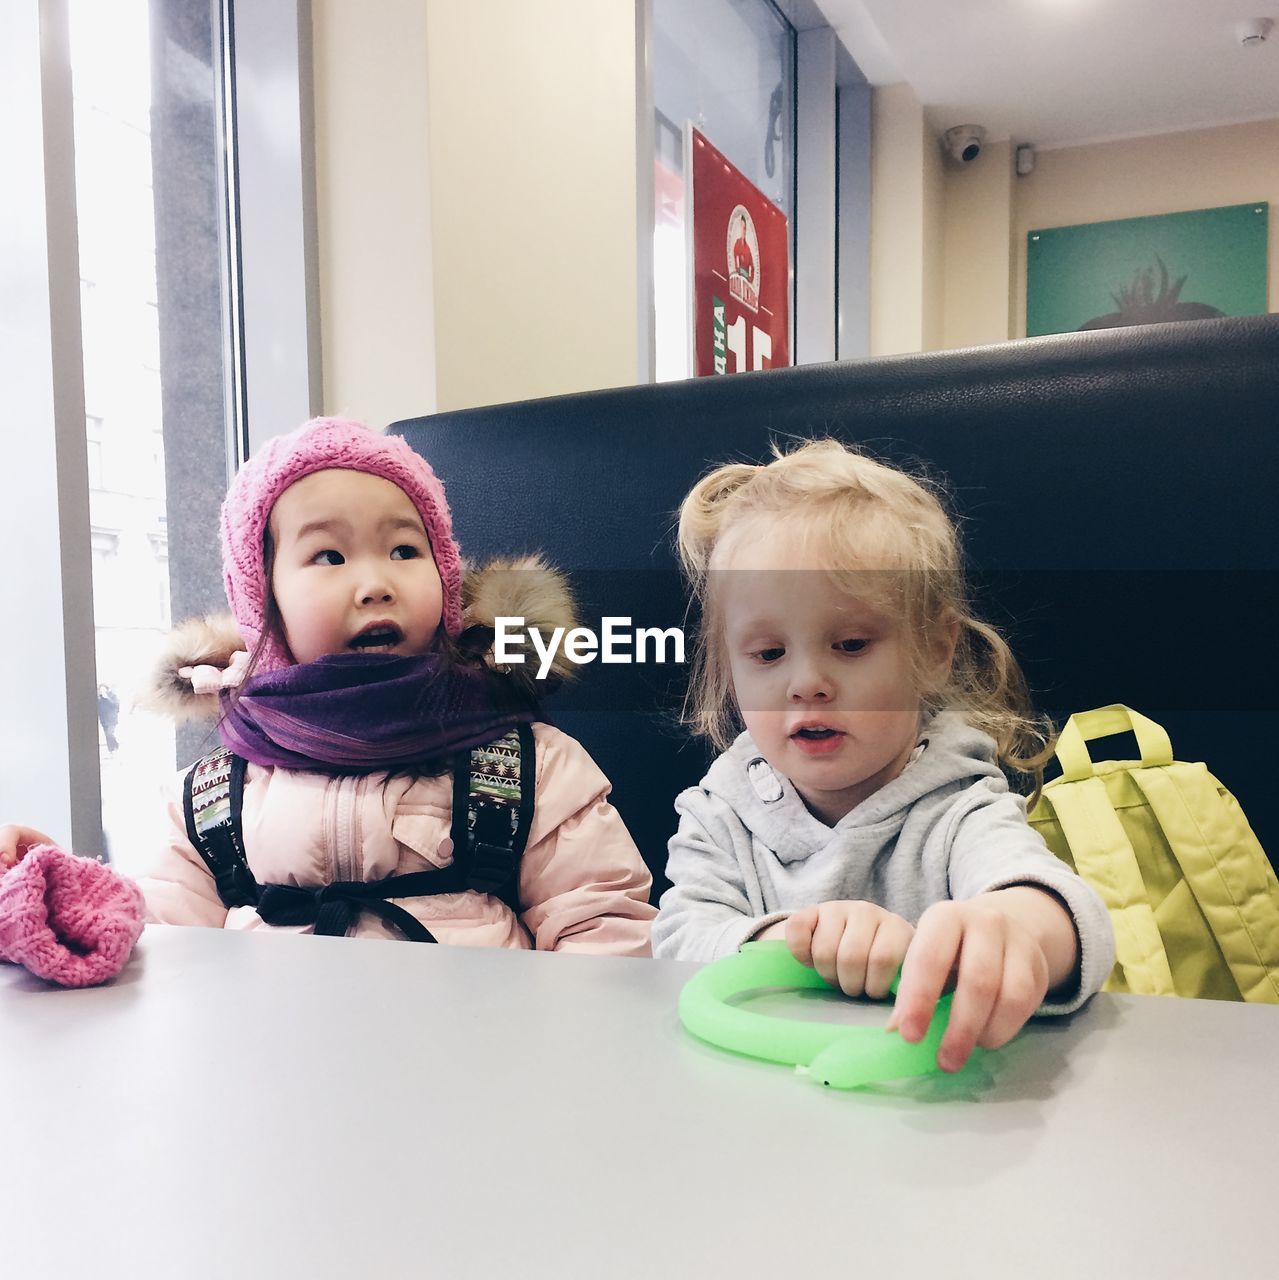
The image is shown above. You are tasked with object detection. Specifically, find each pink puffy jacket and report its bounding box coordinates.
[142,723,654,955]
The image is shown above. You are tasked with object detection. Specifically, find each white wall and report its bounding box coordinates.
[933,118,1279,351]
[869,82,927,356]
[424,0,644,411]
[942,140,1013,351]
[1011,119,1279,338]
[920,103,945,353]
[313,1,646,417]
[312,13,1279,392]
[866,104,1279,356]
[311,0,438,429]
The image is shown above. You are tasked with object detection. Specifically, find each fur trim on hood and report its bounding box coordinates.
[138,613,246,723]
[137,554,578,723]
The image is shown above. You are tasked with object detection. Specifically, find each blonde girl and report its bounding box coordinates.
[653,440,1114,1071]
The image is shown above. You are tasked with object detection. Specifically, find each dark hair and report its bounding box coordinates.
[229,527,286,692]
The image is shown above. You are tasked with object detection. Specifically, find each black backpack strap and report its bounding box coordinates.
[450,722,536,914]
[182,727,535,932]
[182,747,261,909]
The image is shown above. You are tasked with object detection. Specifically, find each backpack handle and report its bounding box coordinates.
[1055,704,1174,782]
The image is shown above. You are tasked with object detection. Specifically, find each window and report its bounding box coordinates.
[70,0,232,871]
[651,0,796,381]
[85,414,104,489]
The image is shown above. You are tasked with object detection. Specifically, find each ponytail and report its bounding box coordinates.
[677,462,761,590]
[946,617,1055,802]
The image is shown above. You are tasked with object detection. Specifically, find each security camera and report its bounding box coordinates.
[943,125,987,164]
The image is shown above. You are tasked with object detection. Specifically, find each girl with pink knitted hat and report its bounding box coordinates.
[3,418,654,957]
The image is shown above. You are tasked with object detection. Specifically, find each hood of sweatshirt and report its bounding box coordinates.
[699,710,1010,864]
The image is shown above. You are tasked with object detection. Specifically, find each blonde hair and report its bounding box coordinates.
[677,439,1053,793]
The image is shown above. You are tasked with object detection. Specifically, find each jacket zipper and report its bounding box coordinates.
[331,773,367,884]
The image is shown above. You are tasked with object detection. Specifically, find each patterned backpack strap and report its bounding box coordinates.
[449,722,536,914]
[181,746,261,909]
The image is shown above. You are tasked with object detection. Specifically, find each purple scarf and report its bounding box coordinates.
[218,653,536,772]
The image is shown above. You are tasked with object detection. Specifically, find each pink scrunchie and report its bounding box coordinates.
[0,846,144,987]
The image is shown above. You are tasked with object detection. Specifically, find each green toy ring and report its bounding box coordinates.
[679,940,961,1089]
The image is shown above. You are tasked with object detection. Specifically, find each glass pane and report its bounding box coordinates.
[652,0,795,381]
[70,0,232,875]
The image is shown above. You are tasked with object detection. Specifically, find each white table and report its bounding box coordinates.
[2,926,1276,1278]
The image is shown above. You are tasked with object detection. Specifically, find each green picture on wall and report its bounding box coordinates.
[1026,202,1269,337]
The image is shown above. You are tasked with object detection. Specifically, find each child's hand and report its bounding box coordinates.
[0,825,57,872]
[785,900,915,998]
[887,896,1052,1073]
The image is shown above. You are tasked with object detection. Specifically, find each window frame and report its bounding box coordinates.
[1,0,318,851]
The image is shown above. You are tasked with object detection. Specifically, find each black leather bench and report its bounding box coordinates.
[393,314,1279,890]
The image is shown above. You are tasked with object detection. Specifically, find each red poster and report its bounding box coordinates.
[688,126,790,377]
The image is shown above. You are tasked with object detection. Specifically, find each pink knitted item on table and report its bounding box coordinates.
[0,846,144,987]
[220,417,464,672]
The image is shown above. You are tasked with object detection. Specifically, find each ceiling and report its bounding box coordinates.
[811,0,1279,150]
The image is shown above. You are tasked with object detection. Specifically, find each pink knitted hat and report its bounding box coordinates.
[221,417,463,671]
[0,846,145,987]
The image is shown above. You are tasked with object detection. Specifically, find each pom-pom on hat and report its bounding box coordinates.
[220,417,463,671]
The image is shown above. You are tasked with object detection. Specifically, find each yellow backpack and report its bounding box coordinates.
[1029,705,1279,1002]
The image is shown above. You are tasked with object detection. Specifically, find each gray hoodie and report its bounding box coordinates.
[653,711,1115,1014]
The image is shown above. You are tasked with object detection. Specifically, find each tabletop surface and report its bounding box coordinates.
[2,925,1277,1279]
